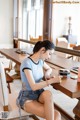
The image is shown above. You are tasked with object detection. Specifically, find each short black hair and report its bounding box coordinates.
[33,40,55,53]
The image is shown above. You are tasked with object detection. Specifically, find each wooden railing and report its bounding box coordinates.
[13,38,80,57]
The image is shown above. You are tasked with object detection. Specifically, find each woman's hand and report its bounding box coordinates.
[46,76,61,84]
[44,71,54,80]
[51,76,61,83]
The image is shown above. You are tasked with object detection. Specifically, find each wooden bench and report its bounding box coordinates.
[45,85,78,120]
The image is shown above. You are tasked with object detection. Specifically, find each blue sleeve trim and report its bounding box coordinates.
[22,67,32,72]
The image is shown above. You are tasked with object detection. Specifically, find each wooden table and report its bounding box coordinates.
[47,54,80,71]
[0,48,80,120]
[0,48,29,65]
[0,48,80,71]
[47,55,80,120]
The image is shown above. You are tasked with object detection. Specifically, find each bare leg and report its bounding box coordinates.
[38,90,54,120]
[23,90,61,120]
[38,90,61,120]
[54,110,61,120]
[23,100,45,118]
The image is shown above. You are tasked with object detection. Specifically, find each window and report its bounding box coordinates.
[22,0,44,40]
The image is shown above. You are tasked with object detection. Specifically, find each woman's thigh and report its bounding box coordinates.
[23,100,45,118]
[38,90,53,103]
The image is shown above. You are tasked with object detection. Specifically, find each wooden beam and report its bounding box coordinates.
[55,47,80,57]
[13,38,80,57]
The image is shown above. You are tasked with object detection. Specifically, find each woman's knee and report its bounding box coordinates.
[42,90,53,102]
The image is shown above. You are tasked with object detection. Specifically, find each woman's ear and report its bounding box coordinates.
[40,47,46,53]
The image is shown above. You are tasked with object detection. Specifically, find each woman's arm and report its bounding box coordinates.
[43,62,53,79]
[24,69,50,91]
[24,67,60,91]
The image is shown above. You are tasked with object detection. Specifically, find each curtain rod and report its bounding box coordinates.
[51,1,80,4]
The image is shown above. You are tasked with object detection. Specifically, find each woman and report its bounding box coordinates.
[17,40,61,120]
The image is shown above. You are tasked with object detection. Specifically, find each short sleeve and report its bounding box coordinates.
[20,58,32,72]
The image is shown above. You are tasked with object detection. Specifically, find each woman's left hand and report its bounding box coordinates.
[45,74,54,80]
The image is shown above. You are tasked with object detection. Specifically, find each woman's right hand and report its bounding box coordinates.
[51,76,61,84]
[44,75,62,86]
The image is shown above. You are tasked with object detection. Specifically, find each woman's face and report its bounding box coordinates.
[41,49,54,61]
